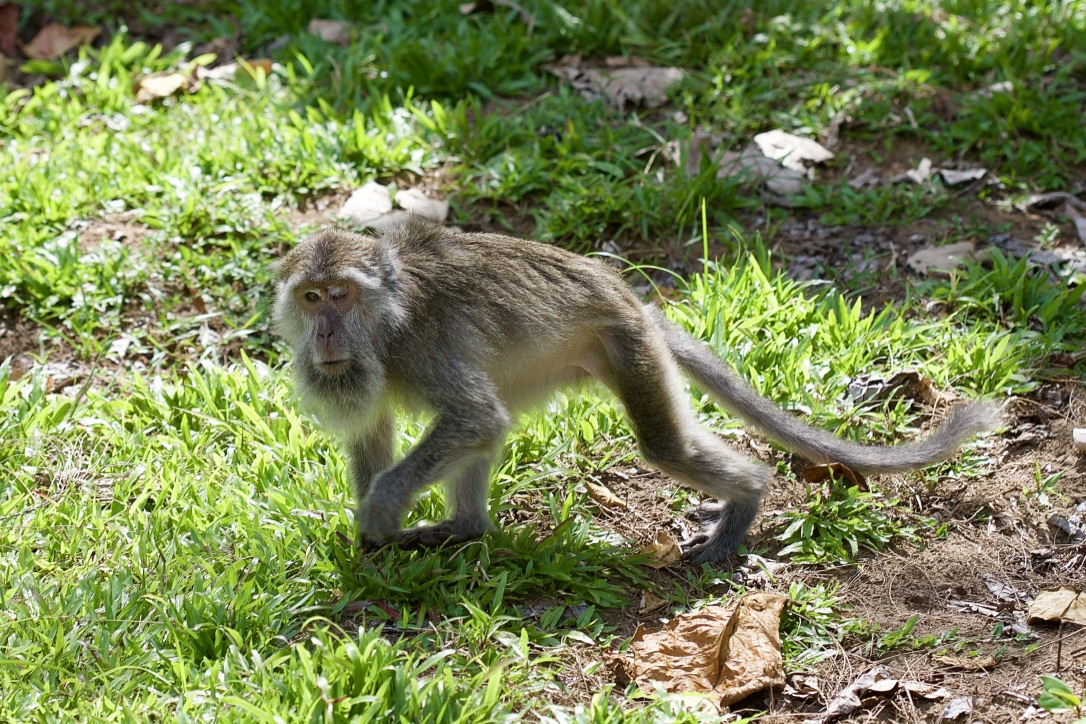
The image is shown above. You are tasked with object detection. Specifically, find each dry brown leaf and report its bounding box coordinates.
[867,677,899,694]
[0,3,17,57]
[932,653,999,671]
[620,592,787,706]
[307,19,351,45]
[822,667,894,719]
[798,462,863,488]
[134,71,189,104]
[940,696,974,720]
[905,241,977,277]
[782,673,822,700]
[902,681,951,700]
[1027,587,1086,625]
[639,590,668,615]
[641,530,681,568]
[20,22,99,60]
[585,480,626,509]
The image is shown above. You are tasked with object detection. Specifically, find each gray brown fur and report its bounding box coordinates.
[272,217,1000,563]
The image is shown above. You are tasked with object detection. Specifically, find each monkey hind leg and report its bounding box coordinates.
[400,454,497,548]
[598,324,771,563]
[680,499,762,564]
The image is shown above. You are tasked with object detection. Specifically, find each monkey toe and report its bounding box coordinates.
[684,502,724,524]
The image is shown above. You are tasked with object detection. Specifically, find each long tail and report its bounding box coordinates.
[646,306,1002,475]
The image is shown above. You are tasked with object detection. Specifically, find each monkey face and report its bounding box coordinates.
[293,279,360,372]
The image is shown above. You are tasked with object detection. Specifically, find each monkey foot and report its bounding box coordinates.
[399,522,482,548]
[683,501,724,524]
[680,534,738,565]
[679,535,717,565]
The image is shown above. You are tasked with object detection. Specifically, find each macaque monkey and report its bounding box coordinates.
[272,218,999,563]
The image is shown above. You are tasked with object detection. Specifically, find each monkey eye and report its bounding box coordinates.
[329,286,348,301]
[302,290,320,303]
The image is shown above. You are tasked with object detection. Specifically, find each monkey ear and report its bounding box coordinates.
[268,259,284,276]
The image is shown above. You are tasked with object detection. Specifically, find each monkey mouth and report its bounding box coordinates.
[317,359,351,373]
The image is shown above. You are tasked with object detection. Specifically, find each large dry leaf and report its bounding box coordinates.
[20,22,99,60]
[620,592,787,706]
[1027,587,1086,626]
[0,3,17,57]
[753,130,834,173]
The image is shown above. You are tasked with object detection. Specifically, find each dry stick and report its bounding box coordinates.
[1057,618,1064,673]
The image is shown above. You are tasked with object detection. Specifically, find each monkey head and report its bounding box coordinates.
[271,228,407,428]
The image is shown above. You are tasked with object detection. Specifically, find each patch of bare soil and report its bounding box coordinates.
[284,190,352,233]
[547,387,1086,723]
[70,212,154,251]
[0,307,39,378]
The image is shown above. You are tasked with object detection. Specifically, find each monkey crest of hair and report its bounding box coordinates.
[271,216,1001,565]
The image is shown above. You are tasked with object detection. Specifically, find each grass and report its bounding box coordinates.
[3,0,1085,720]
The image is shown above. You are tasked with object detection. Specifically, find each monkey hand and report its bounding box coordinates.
[355,495,404,544]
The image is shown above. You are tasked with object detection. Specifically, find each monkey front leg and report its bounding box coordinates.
[356,415,507,546]
[346,407,396,503]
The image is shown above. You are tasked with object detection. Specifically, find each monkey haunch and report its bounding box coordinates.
[272,218,1000,564]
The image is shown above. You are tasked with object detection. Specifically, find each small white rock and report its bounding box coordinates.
[338,182,392,224]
